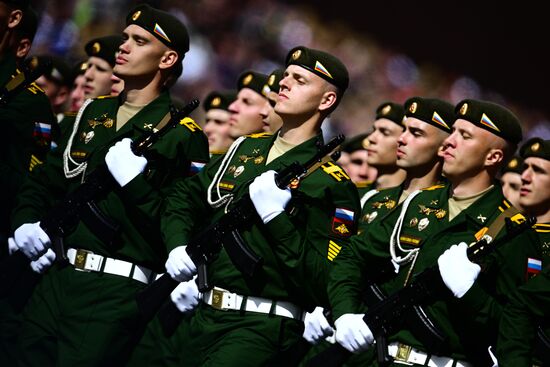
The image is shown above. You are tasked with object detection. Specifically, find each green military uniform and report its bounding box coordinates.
[11,91,209,366]
[161,132,360,365]
[0,53,57,243]
[329,99,535,366]
[497,248,550,367]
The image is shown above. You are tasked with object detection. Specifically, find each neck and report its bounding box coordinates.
[403,161,442,192]
[374,167,406,189]
[278,113,321,145]
[450,171,493,197]
[122,74,163,105]
[526,207,550,224]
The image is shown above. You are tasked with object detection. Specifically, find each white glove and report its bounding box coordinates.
[7,237,17,255]
[29,248,56,274]
[170,276,200,313]
[438,242,481,298]
[334,313,374,353]
[303,306,334,344]
[488,345,498,367]
[165,246,197,282]
[14,222,51,260]
[249,170,291,224]
[105,138,147,187]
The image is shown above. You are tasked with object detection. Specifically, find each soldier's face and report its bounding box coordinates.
[275,65,331,119]
[501,171,523,209]
[365,118,403,168]
[346,150,373,183]
[439,119,500,180]
[69,74,86,112]
[397,117,447,170]
[203,108,234,153]
[519,157,550,216]
[227,88,268,138]
[114,24,170,80]
[83,56,114,98]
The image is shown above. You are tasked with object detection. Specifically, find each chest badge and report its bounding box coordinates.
[477,214,487,223]
[234,165,245,177]
[418,217,430,231]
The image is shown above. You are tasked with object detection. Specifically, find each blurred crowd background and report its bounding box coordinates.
[27,0,549,144]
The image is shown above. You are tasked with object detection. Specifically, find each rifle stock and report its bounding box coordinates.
[136,134,346,323]
[306,216,536,367]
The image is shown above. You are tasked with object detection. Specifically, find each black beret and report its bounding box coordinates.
[237,70,269,98]
[15,5,37,41]
[1,0,30,10]
[262,68,284,97]
[455,99,523,144]
[36,55,72,86]
[203,90,237,112]
[500,155,524,175]
[342,133,369,153]
[85,35,123,67]
[70,59,88,79]
[285,45,349,91]
[375,101,405,128]
[520,137,550,161]
[126,4,189,57]
[404,97,455,133]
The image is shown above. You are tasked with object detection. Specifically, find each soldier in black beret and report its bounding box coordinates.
[339,133,377,186]
[161,45,359,365]
[518,137,550,214]
[10,4,209,366]
[34,55,72,118]
[82,34,123,99]
[227,69,270,138]
[499,155,524,209]
[67,59,87,112]
[203,89,237,155]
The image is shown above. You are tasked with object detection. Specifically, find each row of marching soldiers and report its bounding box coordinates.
[1,1,548,366]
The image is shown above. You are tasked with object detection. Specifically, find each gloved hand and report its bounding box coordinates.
[438,242,481,298]
[105,138,147,187]
[29,248,56,274]
[165,246,197,282]
[7,237,17,255]
[170,276,201,313]
[249,170,291,224]
[14,222,51,260]
[303,306,334,344]
[334,313,374,353]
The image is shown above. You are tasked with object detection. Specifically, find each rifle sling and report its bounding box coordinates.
[153,110,174,131]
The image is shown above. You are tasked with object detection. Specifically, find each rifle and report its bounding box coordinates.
[0,56,51,105]
[306,216,537,367]
[135,134,346,323]
[1,99,200,275]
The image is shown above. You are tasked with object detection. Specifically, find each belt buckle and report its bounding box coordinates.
[74,249,92,271]
[211,288,224,310]
[395,343,412,362]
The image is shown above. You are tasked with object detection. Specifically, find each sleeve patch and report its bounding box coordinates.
[327,240,342,261]
[189,161,206,175]
[332,207,355,237]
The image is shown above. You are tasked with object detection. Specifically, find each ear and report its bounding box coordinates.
[318,90,337,112]
[15,38,31,59]
[8,9,23,29]
[159,50,179,70]
[484,148,504,168]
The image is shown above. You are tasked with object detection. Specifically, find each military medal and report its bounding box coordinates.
[83,131,94,144]
[367,211,378,223]
[435,209,446,220]
[234,165,244,177]
[227,165,236,175]
[418,217,429,231]
[254,156,265,164]
[385,199,396,209]
[409,217,418,227]
[102,118,114,128]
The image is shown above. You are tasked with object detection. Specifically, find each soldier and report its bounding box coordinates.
[357,98,453,233]
[82,34,123,99]
[67,59,87,112]
[10,4,209,365]
[339,133,377,188]
[329,99,532,366]
[227,69,270,138]
[161,45,359,365]
[202,89,237,155]
[495,138,550,367]
[499,154,524,210]
[34,54,72,120]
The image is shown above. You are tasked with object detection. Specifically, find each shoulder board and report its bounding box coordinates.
[422,184,446,191]
[355,180,372,188]
[64,111,77,117]
[26,81,45,95]
[320,161,350,182]
[245,132,272,139]
[534,223,550,233]
[95,94,117,100]
[498,199,513,212]
[179,117,202,132]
